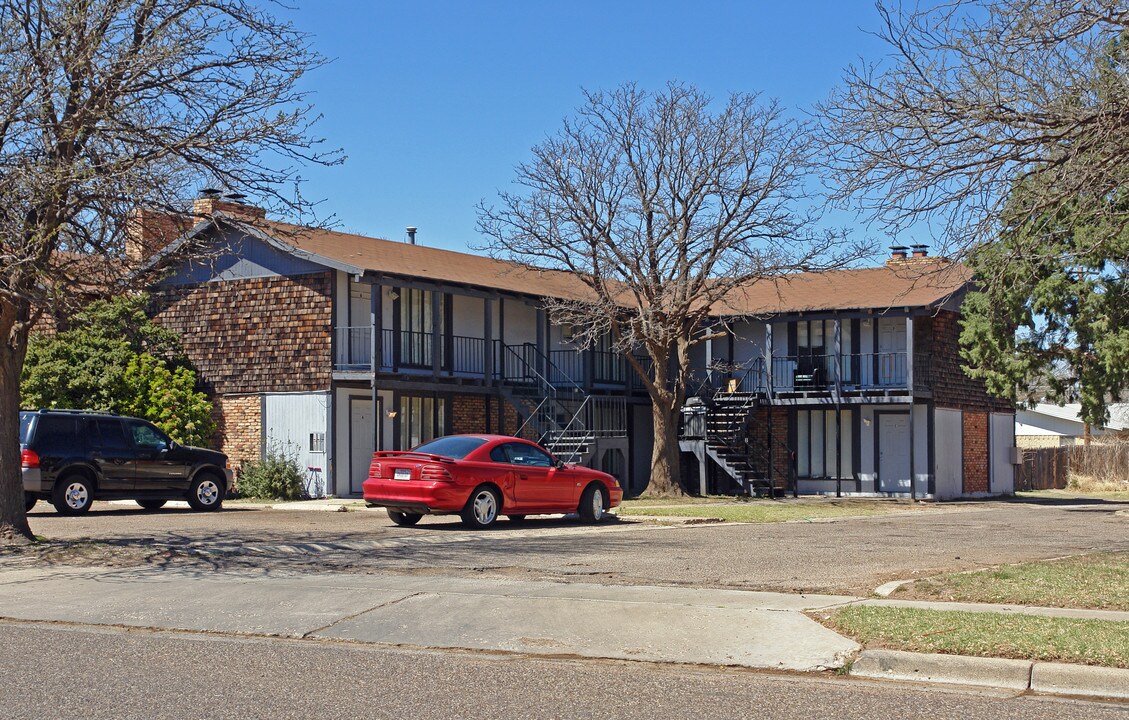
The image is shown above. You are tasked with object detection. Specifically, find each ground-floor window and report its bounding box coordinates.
[399,394,447,449]
[796,409,853,479]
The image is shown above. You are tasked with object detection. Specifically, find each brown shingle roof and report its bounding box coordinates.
[713,260,972,316]
[241,219,971,314]
[267,221,598,301]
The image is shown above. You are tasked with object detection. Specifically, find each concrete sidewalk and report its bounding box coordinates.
[0,566,858,671]
[0,565,1125,700]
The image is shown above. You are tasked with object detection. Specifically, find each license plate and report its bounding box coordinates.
[393,468,412,481]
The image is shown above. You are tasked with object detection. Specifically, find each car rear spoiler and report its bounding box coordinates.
[371,451,456,463]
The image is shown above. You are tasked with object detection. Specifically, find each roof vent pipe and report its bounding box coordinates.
[406,226,417,245]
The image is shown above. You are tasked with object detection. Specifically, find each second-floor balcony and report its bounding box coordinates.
[334,327,649,391]
[699,352,930,397]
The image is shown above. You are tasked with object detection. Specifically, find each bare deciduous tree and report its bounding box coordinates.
[820,0,1129,254]
[478,83,855,496]
[0,0,341,543]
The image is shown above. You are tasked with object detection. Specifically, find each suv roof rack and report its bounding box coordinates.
[35,408,120,416]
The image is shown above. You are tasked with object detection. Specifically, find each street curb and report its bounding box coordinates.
[850,649,1031,690]
[851,650,1129,701]
[1031,662,1129,700]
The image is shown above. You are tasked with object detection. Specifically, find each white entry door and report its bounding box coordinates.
[349,398,375,496]
[877,413,911,492]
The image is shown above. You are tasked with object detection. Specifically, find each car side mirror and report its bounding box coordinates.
[554,459,565,470]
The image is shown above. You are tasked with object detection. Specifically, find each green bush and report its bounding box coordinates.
[236,445,306,501]
[21,294,215,447]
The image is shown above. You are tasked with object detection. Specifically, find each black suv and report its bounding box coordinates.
[20,409,232,514]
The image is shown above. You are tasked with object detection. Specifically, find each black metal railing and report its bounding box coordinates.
[449,334,486,376]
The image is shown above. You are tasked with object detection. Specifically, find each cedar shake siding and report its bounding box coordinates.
[923,310,1012,413]
[151,272,333,395]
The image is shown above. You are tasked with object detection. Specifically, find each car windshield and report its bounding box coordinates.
[18,412,32,445]
[411,436,488,459]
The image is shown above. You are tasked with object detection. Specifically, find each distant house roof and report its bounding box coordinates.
[1015,403,1129,437]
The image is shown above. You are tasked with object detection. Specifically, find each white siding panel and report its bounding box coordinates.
[934,408,963,500]
[991,412,1016,494]
[264,393,329,496]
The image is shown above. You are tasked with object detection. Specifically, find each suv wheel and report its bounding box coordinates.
[53,475,94,515]
[24,493,37,512]
[187,473,224,511]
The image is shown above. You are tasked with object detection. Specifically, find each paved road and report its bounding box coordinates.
[3,622,1124,720]
[21,497,1129,594]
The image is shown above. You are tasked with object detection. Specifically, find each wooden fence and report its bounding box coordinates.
[1016,444,1129,490]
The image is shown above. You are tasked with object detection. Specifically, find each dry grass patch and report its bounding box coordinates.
[892,552,1129,610]
[822,605,1129,668]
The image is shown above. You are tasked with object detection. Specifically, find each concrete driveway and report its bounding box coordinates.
[19,496,1129,594]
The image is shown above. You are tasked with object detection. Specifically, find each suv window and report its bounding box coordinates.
[31,415,79,453]
[127,420,170,450]
[92,419,129,450]
[19,412,33,445]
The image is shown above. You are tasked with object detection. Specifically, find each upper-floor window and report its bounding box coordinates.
[400,288,447,367]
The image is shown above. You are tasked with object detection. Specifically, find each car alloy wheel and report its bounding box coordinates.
[590,488,605,520]
[578,484,607,524]
[462,486,500,529]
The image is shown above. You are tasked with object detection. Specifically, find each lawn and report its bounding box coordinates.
[617,497,932,523]
[891,552,1129,611]
[822,605,1129,668]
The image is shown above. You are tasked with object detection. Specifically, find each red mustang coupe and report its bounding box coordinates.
[362,434,623,529]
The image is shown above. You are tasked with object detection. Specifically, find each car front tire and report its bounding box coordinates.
[461,486,500,529]
[187,473,224,512]
[53,475,94,515]
[387,510,423,527]
[578,484,607,524]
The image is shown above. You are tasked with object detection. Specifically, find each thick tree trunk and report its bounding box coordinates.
[0,296,34,544]
[646,399,685,497]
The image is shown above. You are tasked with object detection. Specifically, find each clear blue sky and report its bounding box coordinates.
[281,1,891,253]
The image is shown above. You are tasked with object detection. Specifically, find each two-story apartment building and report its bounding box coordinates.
[141,197,1015,499]
[142,196,650,496]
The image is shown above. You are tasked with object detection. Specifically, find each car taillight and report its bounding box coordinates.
[420,463,453,482]
[368,460,382,479]
[21,449,40,469]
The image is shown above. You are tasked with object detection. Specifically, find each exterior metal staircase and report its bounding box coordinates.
[681,360,786,496]
[498,344,626,466]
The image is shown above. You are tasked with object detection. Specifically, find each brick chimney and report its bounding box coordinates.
[192,190,267,222]
[126,207,192,262]
[886,243,938,268]
[885,245,909,266]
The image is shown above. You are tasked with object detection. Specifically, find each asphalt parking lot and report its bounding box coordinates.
[18,496,1129,594]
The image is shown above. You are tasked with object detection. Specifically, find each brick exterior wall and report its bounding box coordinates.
[452,394,488,435]
[962,410,989,493]
[150,272,333,396]
[926,310,1012,412]
[750,406,792,487]
[213,394,261,475]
